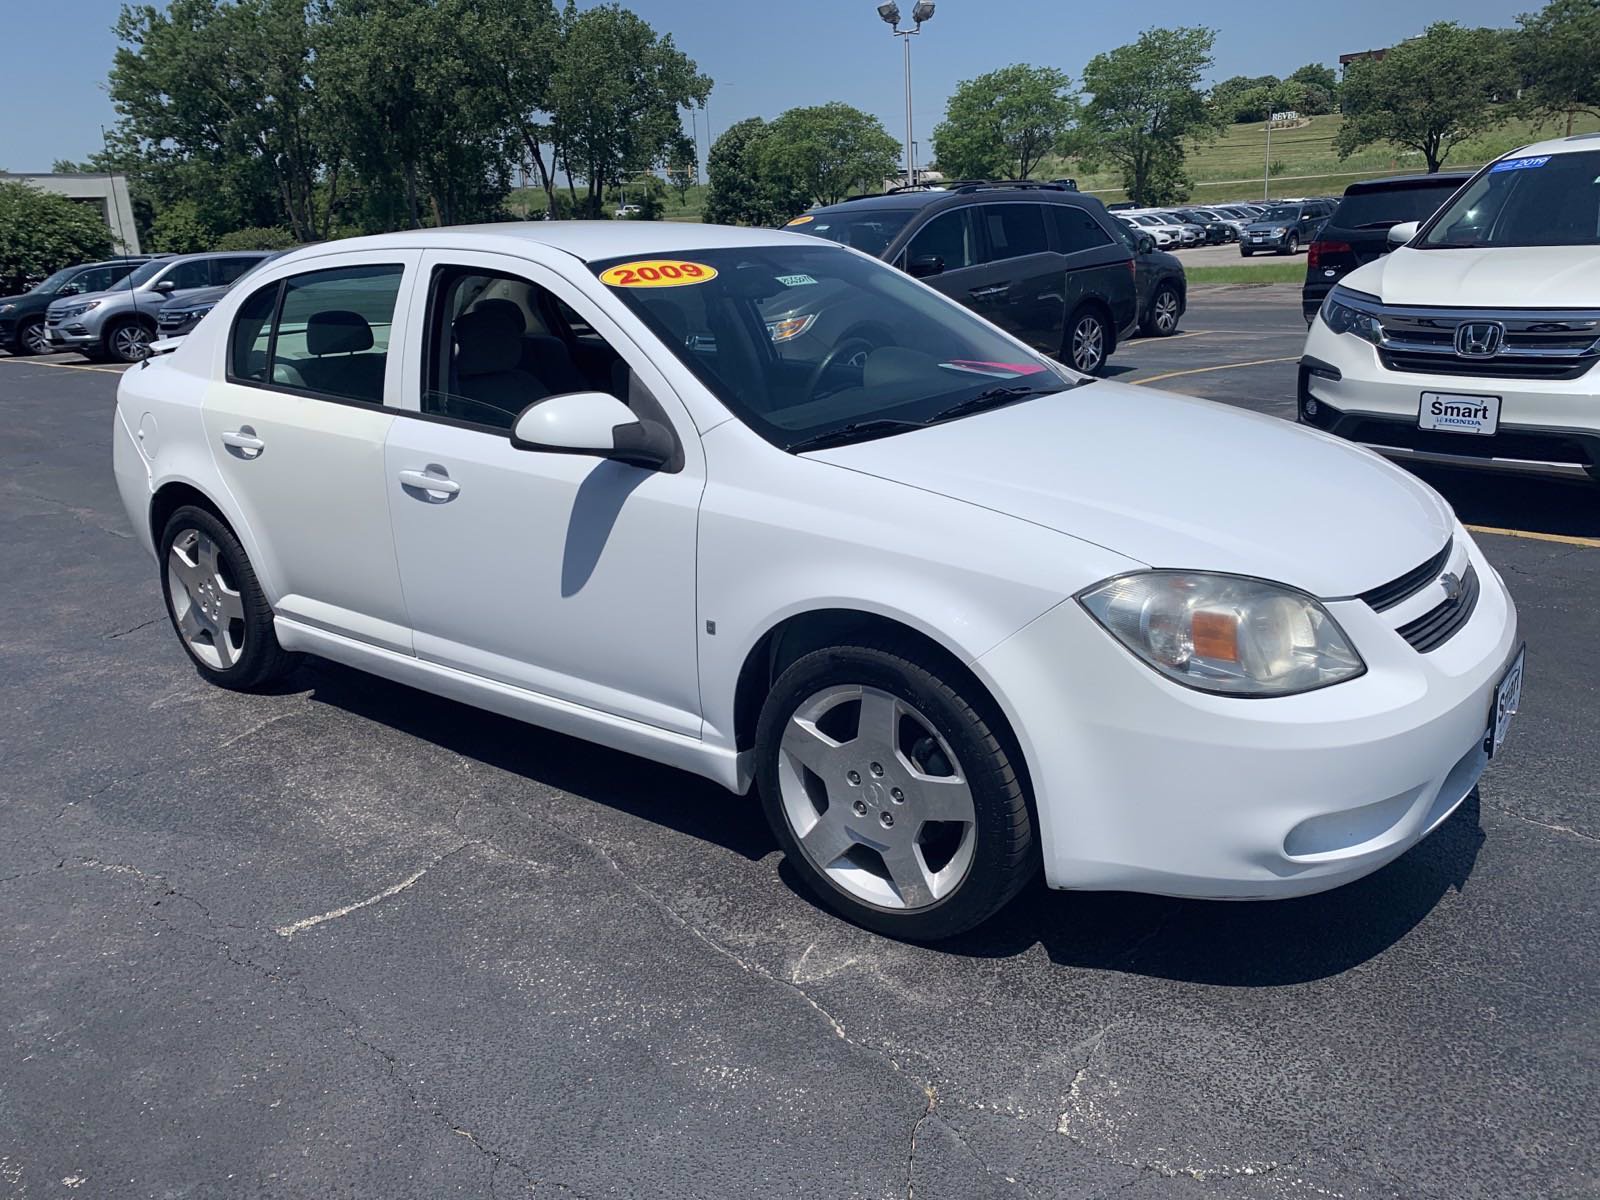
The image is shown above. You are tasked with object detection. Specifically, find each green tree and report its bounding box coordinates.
[931,64,1079,181]
[1335,22,1517,173]
[546,3,709,217]
[1209,74,1280,124]
[0,181,114,294]
[1514,0,1600,133]
[666,142,697,205]
[214,225,298,250]
[704,117,796,226]
[1080,27,1221,206]
[148,199,211,253]
[754,103,900,208]
[1286,62,1339,111]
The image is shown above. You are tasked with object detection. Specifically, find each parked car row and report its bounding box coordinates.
[0,256,156,357]
[788,180,1189,374]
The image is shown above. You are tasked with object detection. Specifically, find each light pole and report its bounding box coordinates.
[876,2,935,188]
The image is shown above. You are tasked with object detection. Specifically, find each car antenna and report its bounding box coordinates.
[101,125,140,310]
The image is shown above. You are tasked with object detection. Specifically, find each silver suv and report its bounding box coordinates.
[45,251,270,362]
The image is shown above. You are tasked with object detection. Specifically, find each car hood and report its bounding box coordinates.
[0,292,33,307]
[162,284,229,310]
[1245,220,1289,231]
[1352,244,1600,309]
[809,382,1453,598]
[46,287,135,314]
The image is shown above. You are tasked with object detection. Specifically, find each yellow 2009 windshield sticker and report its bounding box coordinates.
[600,260,718,288]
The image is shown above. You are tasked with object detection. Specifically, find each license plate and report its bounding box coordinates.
[1489,646,1525,757]
[1419,392,1500,436]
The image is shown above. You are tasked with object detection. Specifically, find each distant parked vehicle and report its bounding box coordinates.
[614,204,643,219]
[1119,214,1175,249]
[45,251,273,362]
[1165,209,1230,244]
[1301,173,1471,323]
[0,257,157,357]
[156,250,294,339]
[1240,200,1333,256]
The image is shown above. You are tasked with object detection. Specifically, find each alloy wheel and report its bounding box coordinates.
[1071,316,1105,373]
[1153,290,1180,334]
[166,528,246,669]
[112,324,152,362]
[20,321,50,356]
[776,684,977,911]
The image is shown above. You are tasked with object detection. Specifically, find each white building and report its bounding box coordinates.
[0,172,142,254]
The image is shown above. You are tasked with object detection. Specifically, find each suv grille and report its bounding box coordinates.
[1359,538,1453,612]
[1395,565,1480,653]
[1376,308,1600,381]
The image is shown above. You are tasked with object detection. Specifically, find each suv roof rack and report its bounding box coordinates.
[951,180,1073,194]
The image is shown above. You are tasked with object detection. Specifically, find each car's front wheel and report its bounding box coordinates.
[1064,307,1110,374]
[104,319,153,363]
[1281,234,1299,257]
[1141,283,1182,337]
[14,317,49,356]
[755,643,1037,940]
[1240,247,1253,257]
[159,506,293,691]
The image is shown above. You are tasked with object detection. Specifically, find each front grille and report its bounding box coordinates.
[1378,348,1597,381]
[1396,565,1480,652]
[1359,538,1453,612]
[1375,308,1600,381]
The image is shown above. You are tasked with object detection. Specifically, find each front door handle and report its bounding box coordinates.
[969,285,1009,300]
[221,427,264,459]
[398,467,461,501]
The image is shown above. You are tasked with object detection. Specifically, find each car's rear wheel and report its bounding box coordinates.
[755,643,1037,941]
[1065,307,1110,374]
[104,319,153,363]
[15,317,49,356]
[159,506,292,691]
[1141,283,1182,337]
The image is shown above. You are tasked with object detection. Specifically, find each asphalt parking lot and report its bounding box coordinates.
[2,287,1596,1200]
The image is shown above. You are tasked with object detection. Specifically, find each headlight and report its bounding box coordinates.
[1272,227,1286,236]
[766,313,816,342]
[0,303,15,315]
[1078,572,1365,697]
[1320,290,1383,345]
[189,305,214,320]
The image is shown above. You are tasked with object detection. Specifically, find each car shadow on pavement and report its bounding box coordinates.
[1407,465,1600,542]
[301,659,776,863]
[302,657,1486,986]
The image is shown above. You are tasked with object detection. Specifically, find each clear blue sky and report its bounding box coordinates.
[0,0,1531,174]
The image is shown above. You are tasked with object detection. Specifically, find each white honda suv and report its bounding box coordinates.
[114,222,1521,940]
[1300,135,1600,483]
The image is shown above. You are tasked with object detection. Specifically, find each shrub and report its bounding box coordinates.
[148,201,212,254]
[214,226,298,251]
[0,180,115,294]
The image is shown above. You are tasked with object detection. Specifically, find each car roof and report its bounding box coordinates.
[1343,172,1472,195]
[808,185,1095,217]
[266,221,813,267]
[1503,132,1600,159]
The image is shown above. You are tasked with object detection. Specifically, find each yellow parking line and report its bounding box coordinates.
[1132,356,1301,386]
[1466,525,1600,550]
[0,357,126,375]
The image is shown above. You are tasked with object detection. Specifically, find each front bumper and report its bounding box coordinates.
[1299,320,1600,481]
[44,323,99,349]
[977,531,1519,898]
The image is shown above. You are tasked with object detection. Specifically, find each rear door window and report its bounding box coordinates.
[980,204,1050,262]
[162,259,212,291]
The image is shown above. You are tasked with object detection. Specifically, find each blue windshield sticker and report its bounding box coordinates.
[1490,156,1550,173]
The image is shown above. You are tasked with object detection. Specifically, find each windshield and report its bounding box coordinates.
[591,244,1073,450]
[1331,180,1465,230]
[125,259,168,288]
[1419,150,1600,248]
[30,266,84,294]
[788,209,915,258]
[1258,206,1299,222]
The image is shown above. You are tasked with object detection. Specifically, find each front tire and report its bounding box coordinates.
[1064,307,1110,375]
[1240,247,1254,257]
[755,643,1037,941]
[104,319,153,363]
[159,506,292,691]
[1280,234,1299,257]
[1141,283,1182,337]
[14,317,49,356]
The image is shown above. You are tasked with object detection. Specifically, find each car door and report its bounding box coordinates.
[381,249,704,737]
[145,257,214,322]
[201,251,419,652]
[898,206,987,309]
[956,202,1064,352]
[1048,204,1138,335]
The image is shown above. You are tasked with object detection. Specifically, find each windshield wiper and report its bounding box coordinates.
[928,383,1071,426]
[786,419,927,453]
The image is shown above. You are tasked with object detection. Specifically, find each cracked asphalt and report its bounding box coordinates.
[2,292,1597,1200]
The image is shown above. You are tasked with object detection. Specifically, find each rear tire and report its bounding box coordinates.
[159,506,293,691]
[755,643,1037,941]
[1141,283,1183,337]
[1064,306,1110,375]
[14,317,48,356]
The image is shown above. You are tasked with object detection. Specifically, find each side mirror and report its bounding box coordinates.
[154,278,177,293]
[1387,221,1420,249]
[511,391,676,470]
[907,253,944,278]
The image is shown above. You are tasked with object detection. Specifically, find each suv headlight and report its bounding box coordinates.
[1271,227,1287,236]
[1320,290,1383,345]
[1078,572,1365,697]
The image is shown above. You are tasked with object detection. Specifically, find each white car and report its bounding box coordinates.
[1119,215,1175,249]
[1301,134,1599,484]
[113,222,1523,940]
[1126,212,1198,247]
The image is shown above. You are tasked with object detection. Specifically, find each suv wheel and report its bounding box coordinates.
[1141,283,1182,337]
[15,317,49,356]
[1065,307,1110,374]
[105,320,153,363]
[1281,234,1299,257]
[755,643,1037,940]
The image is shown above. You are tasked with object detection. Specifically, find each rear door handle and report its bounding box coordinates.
[969,285,1009,300]
[220,427,264,458]
[398,467,461,500]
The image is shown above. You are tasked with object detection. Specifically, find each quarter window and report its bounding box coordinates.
[214,256,263,285]
[1050,206,1113,254]
[905,209,979,272]
[227,264,404,405]
[981,204,1049,261]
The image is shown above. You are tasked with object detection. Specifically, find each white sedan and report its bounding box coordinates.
[113,222,1522,940]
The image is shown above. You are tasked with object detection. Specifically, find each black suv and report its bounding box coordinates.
[1301,172,1471,322]
[0,257,156,356]
[791,183,1139,374]
[1240,200,1333,256]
